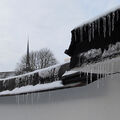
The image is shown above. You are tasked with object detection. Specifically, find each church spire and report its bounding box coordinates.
[26,36,31,72]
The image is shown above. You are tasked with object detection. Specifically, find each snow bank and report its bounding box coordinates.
[0,81,63,96]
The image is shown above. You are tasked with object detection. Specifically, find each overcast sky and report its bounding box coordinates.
[0,0,120,72]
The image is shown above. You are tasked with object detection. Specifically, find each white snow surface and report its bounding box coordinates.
[83,48,102,59]
[73,6,120,30]
[0,68,120,120]
[0,81,63,96]
[63,70,78,76]
[102,42,120,57]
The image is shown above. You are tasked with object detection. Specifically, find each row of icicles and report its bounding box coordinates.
[79,56,120,88]
[74,10,119,42]
[15,91,53,104]
[15,57,120,104]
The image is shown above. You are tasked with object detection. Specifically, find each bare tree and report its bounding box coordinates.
[15,48,58,75]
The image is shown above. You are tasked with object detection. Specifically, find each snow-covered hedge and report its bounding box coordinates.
[102,42,120,58]
[83,48,102,59]
[77,42,120,66]
[78,48,102,65]
[0,63,69,92]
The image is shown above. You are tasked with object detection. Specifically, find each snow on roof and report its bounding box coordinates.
[62,70,78,77]
[73,6,120,30]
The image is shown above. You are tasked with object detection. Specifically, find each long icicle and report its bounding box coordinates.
[88,24,91,42]
[108,15,111,36]
[74,30,76,41]
[103,17,106,38]
[80,27,83,42]
[92,22,95,39]
[112,12,115,31]
[97,64,99,88]
[95,20,97,30]
[116,10,119,21]
[98,19,100,36]
[84,25,86,32]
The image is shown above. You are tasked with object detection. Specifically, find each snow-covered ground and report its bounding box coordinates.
[0,71,120,120]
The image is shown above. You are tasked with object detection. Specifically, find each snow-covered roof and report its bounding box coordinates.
[73,6,120,30]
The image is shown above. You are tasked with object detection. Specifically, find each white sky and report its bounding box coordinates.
[0,0,120,72]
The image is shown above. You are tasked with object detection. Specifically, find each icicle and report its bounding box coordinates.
[86,65,88,84]
[104,62,106,80]
[22,94,25,103]
[112,60,114,74]
[86,71,88,84]
[37,92,40,103]
[31,93,34,104]
[97,64,100,88]
[97,19,100,35]
[103,17,106,37]
[114,60,116,73]
[112,12,115,31]
[17,95,20,104]
[102,63,105,87]
[92,22,95,39]
[74,30,76,41]
[90,69,92,83]
[109,61,111,73]
[108,15,111,36]
[80,27,83,42]
[95,20,97,30]
[16,95,18,104]
[116,10,119,21]
[26,93,28,104]
[48,90,51,101]
[106,62,108,80]
[100,63,102,79]
[99,63,101,79]
[88,24,91,42]
[84,25,86,32]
